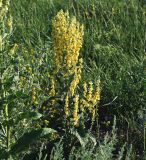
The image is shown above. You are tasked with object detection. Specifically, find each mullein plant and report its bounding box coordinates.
[43,10,101,132]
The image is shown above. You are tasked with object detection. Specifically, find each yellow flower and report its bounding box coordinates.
[64,94,69,117]
[52,10,84,74]
[9,43,18,55]
[31,87,38,104]
[0,35,2,51]
[86,81,93,101]
[69,64,82,96]
[80,98,88,112]
[83,82,87,97]
[32,95,36,101]
[91,108,96,122]
[73,95,79,126]
[7,15,13,31]
[93,80,100,101]
[49,78,56,96]
[44,120,49,125]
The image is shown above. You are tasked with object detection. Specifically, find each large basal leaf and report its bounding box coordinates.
[10,128,56,155]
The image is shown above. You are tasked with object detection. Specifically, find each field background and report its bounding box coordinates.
[0,0,145,159]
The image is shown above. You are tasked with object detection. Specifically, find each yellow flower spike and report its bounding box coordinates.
[27,67,32,74]
[91,108,96,122]
[73,95,79,126]
[64,94,69,117]
[0,35,2,51]
[86,81,93,102]
[83,82,87,98]
[69,67,81,96]
[48,78,56,106]
[7,15,13,32]
[87,80,100,112]
[49,78,56,97]
[80,99,87,112]
[9,43,18,55]
[94,80,100,101]
[44,120,49,125]
[79,82,88,112]
[32,95,36,101]
[52,10,84,74]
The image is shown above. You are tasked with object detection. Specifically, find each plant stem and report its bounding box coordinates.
[5,104,10,151]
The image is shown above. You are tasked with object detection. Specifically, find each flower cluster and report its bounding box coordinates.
[80,80,100,114]
[69,59,83,96]
[48,10,100,128]
[73,95,79,126]
[52,9,84,73]
[32,87,38,104]
[0,0,10,20]
[64,93,69,117]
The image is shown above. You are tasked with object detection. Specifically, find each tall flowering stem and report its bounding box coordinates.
[51,10,100,128]
[52,9,84,73]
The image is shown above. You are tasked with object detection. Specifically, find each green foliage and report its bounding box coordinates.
[0,0,145,159]
[10,128,56,155]
[49,123,135,160]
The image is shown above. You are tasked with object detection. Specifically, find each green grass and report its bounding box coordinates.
[10,0,145,123]
[0,0,145,159]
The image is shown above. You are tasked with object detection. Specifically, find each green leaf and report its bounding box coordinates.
[17,111,42,122]
[71,129,86,147]
[10,128,56,155]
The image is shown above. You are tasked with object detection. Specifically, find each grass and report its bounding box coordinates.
[0,0,145,159]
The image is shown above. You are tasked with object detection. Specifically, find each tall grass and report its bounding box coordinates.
[0,0,145,159]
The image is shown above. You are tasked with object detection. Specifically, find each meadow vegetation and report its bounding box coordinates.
[0,0,145,159]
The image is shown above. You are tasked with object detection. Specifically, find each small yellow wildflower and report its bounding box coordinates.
[7,15,13,32]
[32,87,38,104]
[44,120,49,125]
[80,99,88,112]
[69,65,82,96]
[83,82,87,97]
[91,108,96,122]
[86,81,93,101]
[27,66,32,74]
[73,95,79,126]
[64,94,69,117]
[49,78,56,96]
[0,35,2,51]
[32,95,36,101]
[9,43,18,55]
[93,80,100,101]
